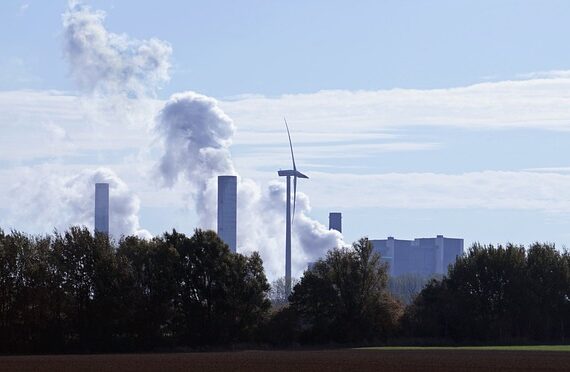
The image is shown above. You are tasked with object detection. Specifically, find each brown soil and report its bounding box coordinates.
[0,349,569,372]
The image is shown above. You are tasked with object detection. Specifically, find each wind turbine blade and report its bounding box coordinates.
[292,175,297,223]
[284,117,296,171]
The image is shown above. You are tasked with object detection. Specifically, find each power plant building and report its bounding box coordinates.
[94,183,109,235]
[370,235,463,277]
[217,175,237,253]
[329,212,342,233]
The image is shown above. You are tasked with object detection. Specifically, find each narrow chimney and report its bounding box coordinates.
[94,183,109,235]
[329,212,342,233]
[217,176,237,252]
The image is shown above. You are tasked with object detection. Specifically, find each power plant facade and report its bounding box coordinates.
[329,212,342,233]
[217,175,237,253]
[94,183,109,235]
[371,235,463,277]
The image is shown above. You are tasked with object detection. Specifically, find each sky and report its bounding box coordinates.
[2,1,570,278]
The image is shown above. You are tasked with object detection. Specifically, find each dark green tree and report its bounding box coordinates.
[287,237,402,343]
[525,243,569,340]
[172,229,270,345]
[447,243,527,340]
[0,227,271,352]
[400,278,452,340]
[0,231,57,352]
[0,229,20,351]
[404,242,570,343]
[117,234,179,349]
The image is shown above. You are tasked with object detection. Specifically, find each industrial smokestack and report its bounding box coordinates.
[329,212,342,233]
[94,183,109,235]
[217,176,237,252]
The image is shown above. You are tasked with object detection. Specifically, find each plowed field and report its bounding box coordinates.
[1,348,569,372]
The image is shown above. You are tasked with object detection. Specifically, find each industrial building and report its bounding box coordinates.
[217,175,237,253]
[94,183,109,235]
[370,235,463,277]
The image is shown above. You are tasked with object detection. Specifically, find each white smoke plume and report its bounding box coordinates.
[155,92,343,279]
[8,167,150,239]
[236,180,343,278]
[60,1,342,278]
[156,92,236,227]
[50,1,165,240]
[62,1,172,97]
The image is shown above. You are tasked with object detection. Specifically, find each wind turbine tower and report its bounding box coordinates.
[278,119,308,295]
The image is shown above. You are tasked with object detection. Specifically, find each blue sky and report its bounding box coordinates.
[4,1,570,96]
[2,1,570,278]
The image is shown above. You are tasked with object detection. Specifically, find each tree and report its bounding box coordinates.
[446,243,527,340]
[404,242,570,343]
[401,278,451,340]
[172,229,270,345]
[117,234,179,349]
[0,229,21,351]
[525,243,569,340]
[404,243,529,341]
[224,250,271,341]
[0,231,57,352]
[0,227,272,352]
[286,237,403,343]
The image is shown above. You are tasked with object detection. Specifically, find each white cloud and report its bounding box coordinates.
[517,70,570,80]
[4,71,570,166]
[62,2,171,97]
[523,167,570,174]
[303,170,570,212]
[220,76,570,132]
[0,90,161,162]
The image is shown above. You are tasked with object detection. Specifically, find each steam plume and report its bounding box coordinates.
[8,167,150,239]
[62,1,172,97]
[44,1,162,240]
[156,92,235,227]
[155,92,343,278]
[61,1,342,278]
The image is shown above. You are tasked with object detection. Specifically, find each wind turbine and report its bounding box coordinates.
[277,118,308,295]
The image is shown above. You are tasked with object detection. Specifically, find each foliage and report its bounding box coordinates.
[268,237,403,344]
[0,227,270,353]
[3,229,570,351]
[403,243,570,343]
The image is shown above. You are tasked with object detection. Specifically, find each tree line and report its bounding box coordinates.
[0,227,269,353]
[1,227,569,353]
[402,243,570,343]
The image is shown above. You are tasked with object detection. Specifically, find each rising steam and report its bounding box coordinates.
[9,167,150,239]
[59,1,342,278]
[155,92,343,278]
[156,92,236,227]
[62,1,172,97]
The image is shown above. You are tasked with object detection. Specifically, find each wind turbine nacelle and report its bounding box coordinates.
[278,169,309,179]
